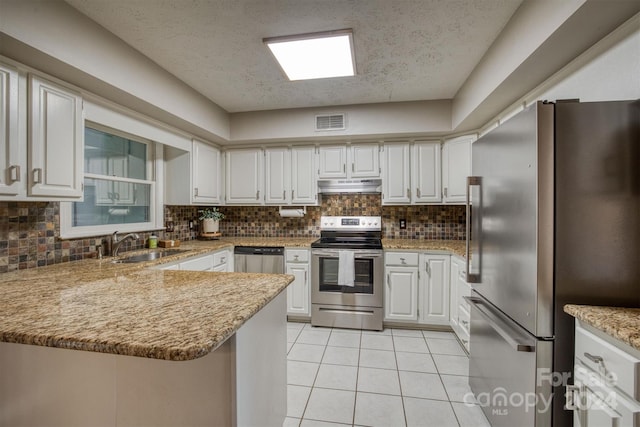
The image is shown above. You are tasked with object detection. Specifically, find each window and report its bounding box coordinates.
[60,123,162,238]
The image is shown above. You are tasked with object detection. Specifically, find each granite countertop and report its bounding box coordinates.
[0,245,293,361]
[564,304,640,351]
[382,239,466,257]
[0,236,464,361]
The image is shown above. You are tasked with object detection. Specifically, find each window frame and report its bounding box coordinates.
[60,121,165,239]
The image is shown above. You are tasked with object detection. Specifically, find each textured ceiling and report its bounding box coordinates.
[64,0,523,113]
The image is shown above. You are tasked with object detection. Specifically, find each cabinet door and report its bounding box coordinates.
[193,140,222,204]
[226,148,263,204]
[0,63,22,197]
[449,257,461,331]
[318,146,347,178]
[442,135,473,203]
[28,75,83,198]
[286,263,309,316]
[382,143,411,204]
[412,141,441,203]
[180,254,215,271]
[419,254,450,325]
[384,266,418,322]
[265,147,290,204]
[291,146,317,204]
[350,144,380,178]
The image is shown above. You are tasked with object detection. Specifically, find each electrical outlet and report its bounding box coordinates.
[165,221,175,232]
[399,219,407,229]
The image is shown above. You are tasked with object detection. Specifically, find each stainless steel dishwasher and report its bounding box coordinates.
[233,246,285,273]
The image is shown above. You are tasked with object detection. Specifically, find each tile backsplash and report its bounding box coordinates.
[1,195,465,272]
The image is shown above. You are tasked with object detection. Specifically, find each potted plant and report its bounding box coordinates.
[198,207,225,233]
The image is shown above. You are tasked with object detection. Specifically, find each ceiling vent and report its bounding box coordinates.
[315,114,346,131]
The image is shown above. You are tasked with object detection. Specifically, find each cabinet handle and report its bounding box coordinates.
[291,189,294,200]
[294,255,299,260]
[9,165,20,183]
[461,319,469,326]
[283,190,286,200]
[221,257,226,263]
[400,257,406,265]
[256,190,260,200]
[304,271,307,283]
[406,188,410,199]
[387,274,391,287]
[194,187,199,197]
[584,352,604,364]
[444,187,448,197]
[343,164,346,173]
[351,163,355,172]
[33,168,42,184]
[425,262,431,276]
[416,187,421,198]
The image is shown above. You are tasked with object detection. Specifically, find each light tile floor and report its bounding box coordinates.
[285,322,491,427]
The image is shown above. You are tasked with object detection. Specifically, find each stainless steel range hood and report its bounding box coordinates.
[317,179,382,194]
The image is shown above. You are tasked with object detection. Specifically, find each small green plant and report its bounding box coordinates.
[198,207,225,221]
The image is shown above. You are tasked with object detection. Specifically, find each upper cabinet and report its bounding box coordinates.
[290,146,317,205]
[318,144,380,179]
[0,63,21,197]
[165,139,223,205]
[264,147,290,204]
[442,135,474,204]
[1,63,84,201]
[412,141,441,204]
[381,143,411,204]
[226,148,263,204]
[192,140,223,204]
[28,75,84,199]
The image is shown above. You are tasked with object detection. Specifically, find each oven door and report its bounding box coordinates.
[311,249,383,307]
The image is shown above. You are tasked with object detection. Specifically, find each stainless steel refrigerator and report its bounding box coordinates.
[465,100,640,427]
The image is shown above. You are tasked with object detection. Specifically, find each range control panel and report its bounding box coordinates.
[320,216,382,231]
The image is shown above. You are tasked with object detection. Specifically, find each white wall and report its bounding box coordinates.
[230,100,451,144]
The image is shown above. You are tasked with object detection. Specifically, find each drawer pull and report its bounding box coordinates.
[584,352,604,364]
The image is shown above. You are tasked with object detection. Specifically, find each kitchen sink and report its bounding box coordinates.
[112,249,186,264]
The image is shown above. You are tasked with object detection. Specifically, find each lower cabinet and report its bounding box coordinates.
[153,248,231,272]
[384,252,449,326]
[285,249,310,317]
[568,321,640,427]
[450,255,471,351]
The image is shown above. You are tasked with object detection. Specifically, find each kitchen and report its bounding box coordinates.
[1,1,639,426]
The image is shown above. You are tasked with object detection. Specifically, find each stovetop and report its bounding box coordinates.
[312,216,383,250]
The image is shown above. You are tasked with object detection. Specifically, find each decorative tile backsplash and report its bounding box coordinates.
[1,195,465,272]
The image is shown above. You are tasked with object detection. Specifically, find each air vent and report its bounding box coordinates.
[315,114,346,131]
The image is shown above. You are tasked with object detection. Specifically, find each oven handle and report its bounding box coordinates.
[312,251,383,258]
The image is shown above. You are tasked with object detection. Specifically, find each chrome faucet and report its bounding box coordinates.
[112,231,140,257]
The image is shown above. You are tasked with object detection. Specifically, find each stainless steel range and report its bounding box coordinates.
[310,216,383,331]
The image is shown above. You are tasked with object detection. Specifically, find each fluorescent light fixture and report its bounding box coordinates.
[264,29,356,81]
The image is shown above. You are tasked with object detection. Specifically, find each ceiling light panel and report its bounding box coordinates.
[264,29,356,81]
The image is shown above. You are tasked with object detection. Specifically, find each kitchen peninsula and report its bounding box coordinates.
[0,246,294,427]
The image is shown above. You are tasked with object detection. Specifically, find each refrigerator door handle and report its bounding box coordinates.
[465,296,535,352]
[466,176,481,283]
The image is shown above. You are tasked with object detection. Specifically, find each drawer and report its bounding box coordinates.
[285,249,309,263]
[457,280,471,310]
[458,304,470,335]
[180,254,214,271]
[213,250,229,267]
[575,324,640,400]
[385,252,419,266]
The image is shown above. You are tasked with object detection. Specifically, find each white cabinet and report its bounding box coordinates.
[226,148,263,204]
[442,135,473,203]
[28,74,84,198]
[449,255,471,351]
[193,140,223,204]
[349,144,380,178]
[1,65,83,201]
[285,249,310,317]
[318,144,380,179]
[318,146,347,178]
[290,146,317,204]
[265,147,290,204]
[418,254,450,326]
[213,249,232,272]
[381,143,411,204]
[165,140,223,205]
[154,249,231,272]
[384,252,419,322]
[179,253,215,271]
[569,321,640,427]
[412,141,441,203]
[0,63,21,197]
